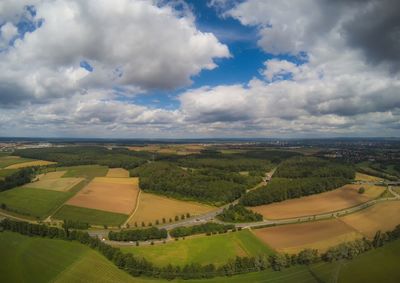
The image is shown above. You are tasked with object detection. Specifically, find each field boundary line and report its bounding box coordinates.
[123,189,141,227]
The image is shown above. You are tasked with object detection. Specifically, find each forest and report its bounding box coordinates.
[169,222,235,238]
[241,157,355,206]
[217,204,263,222]
[108,227,168,241]
[0,167,36,192]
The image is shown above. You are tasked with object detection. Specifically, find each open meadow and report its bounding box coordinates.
[128,192,215,226]
[250,184,384,220]
[253,219,362,254]
[340,201,400,237]
[66,177,140,215]
[119,229,273,267]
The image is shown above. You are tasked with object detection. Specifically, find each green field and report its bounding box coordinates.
[0,180,87,219]
[0,156,34,168]
[58,165,108,179]
[54,205,128,226]
[120,230,273,267]
[0,231,135,283]
[0,168,17,180]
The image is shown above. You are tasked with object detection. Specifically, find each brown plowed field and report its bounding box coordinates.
[253,219,362,253]
[250,184,384,220]
[67,177,139,214]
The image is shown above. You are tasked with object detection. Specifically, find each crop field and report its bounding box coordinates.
[66,177,139,215]
[340,201,400,237]
[128,144,206,155]
[0,231,135,283]
[54,205,128,226]
[0,187,74,219]
[106,168,130,178]
[128,192,215,226]
[24,173,84,192]
[253,219,362,254]
[355,172,384,182]
[0,156,35,168]
[57,165,108,179]
[5,160,56,169]
[250,184,384,220]
[119,230,273,267]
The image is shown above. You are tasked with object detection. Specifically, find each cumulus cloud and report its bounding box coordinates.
[0,0,229,106]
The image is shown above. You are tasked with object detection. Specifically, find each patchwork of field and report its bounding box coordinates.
[355,172,384,182]
[0,232,135,283]
[340,201,400,237]
[5,160,56,169]
[106,168,129,178]
[253,219,362,254]
[54,205,128,226]
[24,172,83,192]
[120,230,273,267]
[250,184,385,220]
[66,177,139,215]
[0,156,35,168]
[128,192,215,226]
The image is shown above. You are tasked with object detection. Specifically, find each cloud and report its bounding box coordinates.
[0,0,229,106]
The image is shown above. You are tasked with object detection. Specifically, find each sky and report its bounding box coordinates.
[0,0,399,138]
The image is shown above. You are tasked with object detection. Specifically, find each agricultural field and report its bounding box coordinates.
[0,231,135,283]
[57,165,108,179]
[355,172,384,182]
[253,219,362,254]
[0,169,17,180]
[24,171,84,192]
[128,144,206,155]
[119,229,273,267]
[5,160,56,169]
[128,192,215,226]
[340,201,400,237]
[250,184,384,220]
[66,177,140,215]
[106,168,130,178]
[54,205,128,226]
[0,156,35,168]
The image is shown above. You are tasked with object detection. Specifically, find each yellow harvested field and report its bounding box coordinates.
[253,219,362,254]
[128,192,215,225]
[355,172,384,182]
[106,168,130,178]
[24,177,83,192]
[250,184,384,220]
[67,177,139,214]
[36,171,66,180]
[128,144,206,155]
[340,201,400,237]
[5,160,56,169]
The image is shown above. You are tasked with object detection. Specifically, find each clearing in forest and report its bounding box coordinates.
[253,219,362,254]
[250,184,385,220]
[66,177,139,214]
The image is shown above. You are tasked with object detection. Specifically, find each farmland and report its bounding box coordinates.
[128,144,206,155]
[340,201,400,237]
[355,172,384,182]
[0,156,35,168]
[0,231,135,283]
[250,184,384,220]
[253,219,362,254]
[128,192,215,226]
[106,168,130,178]
[119,229,273,267]
[23,171,84,192]
[66,177,140,215]
[5,160,56,169]
[58,165,108,179]
[54,205,128,226]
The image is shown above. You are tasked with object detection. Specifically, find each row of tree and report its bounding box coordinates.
[240,177,349,206]
[169,222,235,238]
[217,204,263,223]
[0,167,36,192]
[108,227,168,242]
[2,218,400,280]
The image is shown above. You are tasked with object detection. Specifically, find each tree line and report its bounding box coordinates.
[217,204,263,223]
[108,227,168,242]
[1,218,400,280]
[169,222,235,238]
[0,167,36,192]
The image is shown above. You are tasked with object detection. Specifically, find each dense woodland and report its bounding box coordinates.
[217,204,263,223]
[14,147,148,169]
[131,162,261,205]
[109,227,168,241]
[2,219,400,280]
[241,157,355,206]
[0,167,35,192]
[169,223,235,238]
